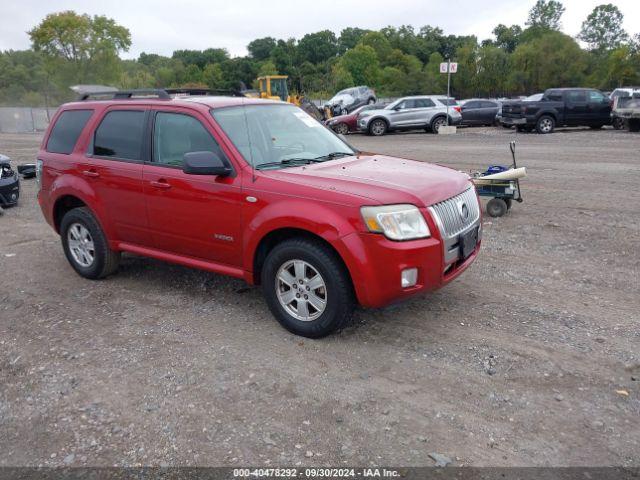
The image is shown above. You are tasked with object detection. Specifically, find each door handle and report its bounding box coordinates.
[82,169,100,178]
[150,180,172,189]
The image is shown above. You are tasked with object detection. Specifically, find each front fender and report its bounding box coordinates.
[242,198,361,282]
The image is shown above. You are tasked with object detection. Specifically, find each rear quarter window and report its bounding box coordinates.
[46,110,93,154]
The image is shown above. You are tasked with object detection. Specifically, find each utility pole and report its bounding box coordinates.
[446,58,451,126]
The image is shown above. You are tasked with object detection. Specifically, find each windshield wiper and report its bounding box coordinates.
[255,157,323,170]
[312,151,354,162]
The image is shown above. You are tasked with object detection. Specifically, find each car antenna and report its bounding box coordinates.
[241,99,257,183]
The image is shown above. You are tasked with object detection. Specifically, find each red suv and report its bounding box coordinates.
[37,89,481,338]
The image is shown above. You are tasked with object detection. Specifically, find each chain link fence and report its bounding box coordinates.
[0,107,58,133]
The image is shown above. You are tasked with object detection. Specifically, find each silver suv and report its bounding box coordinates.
[357,96,462,136]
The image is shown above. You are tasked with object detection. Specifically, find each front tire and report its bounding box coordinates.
[333,122,349,135]
[60,207,120,279]
[261,238,354,338]
[536,115,555,134]
[368,119,387,136]
[430,116,447,134]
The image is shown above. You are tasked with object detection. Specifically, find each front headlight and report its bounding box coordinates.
[361,204,430,241]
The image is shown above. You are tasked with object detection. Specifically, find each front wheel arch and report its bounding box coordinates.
[252,228,353,290]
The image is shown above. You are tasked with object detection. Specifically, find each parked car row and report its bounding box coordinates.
[325,95,462,136]
[323,85,640,136]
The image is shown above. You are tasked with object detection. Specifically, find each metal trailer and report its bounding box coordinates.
[473,141,523,217]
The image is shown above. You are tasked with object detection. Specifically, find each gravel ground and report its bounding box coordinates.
[0,127,638,468]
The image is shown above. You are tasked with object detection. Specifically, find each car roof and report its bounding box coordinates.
[545,88,598,91]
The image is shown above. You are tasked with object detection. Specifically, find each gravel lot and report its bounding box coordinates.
[0,127,638,468]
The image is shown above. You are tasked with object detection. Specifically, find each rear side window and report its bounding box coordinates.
[415,99,435,108]
[482,101,497,108]
[588,91,605,102]
[567,91,587,103]
[93,110,146,160]
[545,91,563,101]
[46,110,93,154]
[437,98,457,106]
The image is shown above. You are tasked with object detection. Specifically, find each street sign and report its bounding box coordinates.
[440,62,458,74]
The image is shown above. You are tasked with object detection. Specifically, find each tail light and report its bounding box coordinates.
[522,106,527,115]
[453,106,461,113]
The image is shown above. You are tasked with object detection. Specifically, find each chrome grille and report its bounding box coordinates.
[429,186,480,238]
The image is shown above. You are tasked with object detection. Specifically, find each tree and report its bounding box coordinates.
[509,31,587,94]
[29,11,131,83]
[247,37,277,61]
[579,4,628,52]
[338,44,380,87]
[257,60,278,77]
[526,0,565,30]
[297,30,338,64]
[338,28,369,54]
[359,32,393,64]
[492,24,522,53]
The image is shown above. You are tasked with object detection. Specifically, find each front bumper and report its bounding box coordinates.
[339,212,481,309]
[0,175,20,207]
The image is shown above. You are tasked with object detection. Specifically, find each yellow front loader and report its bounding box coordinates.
[248,75,323,121]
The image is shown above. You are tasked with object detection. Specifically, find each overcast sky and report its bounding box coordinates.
[1,0,638,58]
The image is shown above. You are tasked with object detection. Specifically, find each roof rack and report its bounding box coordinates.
[77,88,246,101]
[165,88,245,97]
[78,89,171,101]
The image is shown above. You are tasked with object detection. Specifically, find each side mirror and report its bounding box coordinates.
[393,106,402,111]
[182,151,231,176]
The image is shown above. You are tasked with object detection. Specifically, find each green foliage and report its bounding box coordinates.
[579,4,628,52]
[297,30,338,64]
[492,24,522,53]
[247,37,277,61]
[339,45,380,87]
[2,7,639,107]
[28,11,130,84]
[526,0,565,30]
[509,31,587,93]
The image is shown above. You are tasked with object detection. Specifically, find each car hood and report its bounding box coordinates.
[265,154,471,207]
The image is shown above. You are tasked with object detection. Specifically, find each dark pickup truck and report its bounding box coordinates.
[501,88,611,134]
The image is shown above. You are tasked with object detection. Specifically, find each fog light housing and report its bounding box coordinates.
[401,268,418,288]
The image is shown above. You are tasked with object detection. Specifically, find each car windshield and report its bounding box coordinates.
[212,104,355,170]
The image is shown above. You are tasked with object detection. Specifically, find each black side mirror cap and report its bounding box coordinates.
[182,151,232,176]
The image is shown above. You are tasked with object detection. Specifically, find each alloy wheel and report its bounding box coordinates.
[276,259,327,322]
[67,223,95,267]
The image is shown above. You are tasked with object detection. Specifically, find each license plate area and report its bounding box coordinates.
[459,227,478,260]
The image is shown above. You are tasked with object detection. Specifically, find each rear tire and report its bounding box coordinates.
[367,98,376,105]
[486,198,508,218]
[536,115,555,134]
[612,117,625,130]
[368,119,387,136]
[261,238,355,338]
[60,207,120,279]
